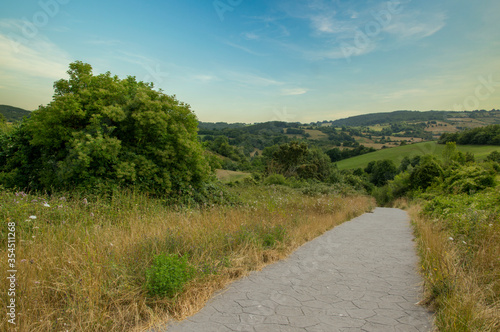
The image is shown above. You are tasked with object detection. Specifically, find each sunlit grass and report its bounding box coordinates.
[409,191,500,332]
[0,185,374,331]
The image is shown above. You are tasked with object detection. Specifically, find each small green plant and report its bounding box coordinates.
[263,173,288,185]
[262,225,287,248]
[145,253,195,298]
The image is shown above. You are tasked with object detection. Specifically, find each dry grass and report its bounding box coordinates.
[0,186,374,331]
[215,169,252,183]
[409,204,500,331]
[303,129,328,140]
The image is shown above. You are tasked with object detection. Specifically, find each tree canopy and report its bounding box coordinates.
[0,61,210,195]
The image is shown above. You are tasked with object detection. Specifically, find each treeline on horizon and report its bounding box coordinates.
[199,109,500,128]
[439,124,500,145]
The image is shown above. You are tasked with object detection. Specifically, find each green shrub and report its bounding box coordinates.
[410,157,443,190]
[442,165,495,194]
[145,254,195,298]
[420,189,499,243]
[371,185,392,206]
[486,150,500,163]
[263,174,288,186]
[262,225,287,248]
[0,61,210,196]
[365,159,397,186]
[301,182,334,196]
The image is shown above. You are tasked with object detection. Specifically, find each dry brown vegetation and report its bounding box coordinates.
[409,203,500,331]
[0,186,374,331]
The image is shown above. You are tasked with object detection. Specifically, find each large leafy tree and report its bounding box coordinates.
[267,141,331,181]
[0,61,210,194]
[365,159,397,186]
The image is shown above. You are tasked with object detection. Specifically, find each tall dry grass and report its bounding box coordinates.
[0,186,374,331]
[409,204,500,331]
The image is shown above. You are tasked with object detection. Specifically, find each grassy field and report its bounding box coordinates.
[407,187,500,331]
[335,141,500,170]
[304,129,328,140]
[215,169,252,183]
[0,186,374,331]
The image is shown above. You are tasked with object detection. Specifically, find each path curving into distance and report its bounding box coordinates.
[157,208,433,332]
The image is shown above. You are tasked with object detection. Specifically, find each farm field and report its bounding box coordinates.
[335,141,500,170]
[304,129,328,140]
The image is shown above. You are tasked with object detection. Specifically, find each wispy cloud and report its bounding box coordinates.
[0,19,71,80]
[243,32,260,40]
[192,74,219,83]
[224,70,284,87]
[385,12,446,40]
[85,38,124,46]
[281,88,309,96]
[222,40,268,56]
[267,0,447,61]
[380,88,426,102]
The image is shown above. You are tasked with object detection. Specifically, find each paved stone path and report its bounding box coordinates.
[159,208,433,332]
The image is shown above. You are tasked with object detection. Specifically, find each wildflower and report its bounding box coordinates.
[90,212,94,217]
[29,215,37,219]
[34,281,40,284]
[20,259,27,263]
[60,196,66,201]
[43,203,50,207]
[58,205,63,209]
[448,237,454,241]
[32,199,38,202]
[83,198,88,205]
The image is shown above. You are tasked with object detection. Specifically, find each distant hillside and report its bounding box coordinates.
[328,109,500,127]
[330,110,451,127]
[335,141,500,170]
[198,122,246,130]
[0,105,32,122]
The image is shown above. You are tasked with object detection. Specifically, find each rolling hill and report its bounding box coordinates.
[0,105,32,122]
[335,141,500,170]
[328,109,500,127]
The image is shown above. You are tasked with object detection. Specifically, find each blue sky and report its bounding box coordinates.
[0,0,499,123]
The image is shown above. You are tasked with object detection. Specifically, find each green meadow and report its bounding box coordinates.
[335,141,500,170]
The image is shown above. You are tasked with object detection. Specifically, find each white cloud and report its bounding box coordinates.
[0,19,71,80]
[243,32,260,40]
[193,74,218,83]
[223,40,268,56]
[380,89,426,102]
[281,88,308,96]
[224,70,283,87]
[271,0,447,61]
[385,12,446,40]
